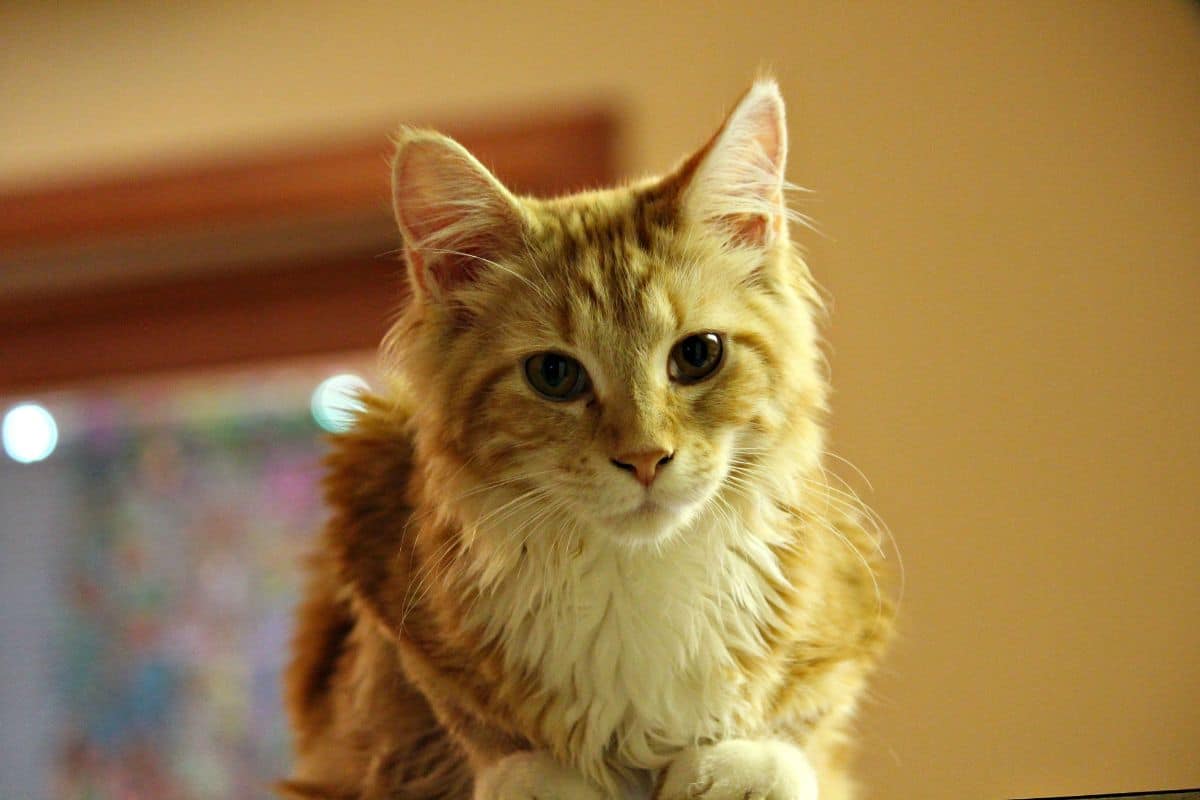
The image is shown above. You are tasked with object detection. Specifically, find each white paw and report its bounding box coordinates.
[656,740,818,800]
[474,751,607,800]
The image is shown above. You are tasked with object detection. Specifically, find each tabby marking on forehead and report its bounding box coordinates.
[529,194,675,334]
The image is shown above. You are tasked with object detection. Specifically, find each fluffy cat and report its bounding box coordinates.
[281,79,893,800]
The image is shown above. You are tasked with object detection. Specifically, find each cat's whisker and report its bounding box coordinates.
[504,496,575,593]
[472,484,555,530]
[724,466,761,484]
[802,472,894,565]
[800,479,888,561]
[822,450,875,493]
[720,472,758,494]
[489,487,572,566]
[804,513,886,631]
[398,531,463,630]
[450,468,560,503]
[812,463,889,536]
[800,469,905,609]
[403,483,561,621]
[422,247,554,305]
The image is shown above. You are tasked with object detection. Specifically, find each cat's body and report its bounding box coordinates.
[282,81,893,800]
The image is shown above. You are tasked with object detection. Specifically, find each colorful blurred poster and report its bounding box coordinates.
[49,372,344,800]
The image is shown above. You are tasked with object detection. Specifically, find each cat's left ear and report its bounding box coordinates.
[391,129,527,300]
[669,79,789,248]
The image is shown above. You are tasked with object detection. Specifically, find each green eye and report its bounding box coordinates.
[669,332,724,383]
[524,352,591,401]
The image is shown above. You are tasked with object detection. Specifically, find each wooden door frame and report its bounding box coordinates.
[0,108,619,395]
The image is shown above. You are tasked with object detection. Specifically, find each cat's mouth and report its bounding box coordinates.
[594,474,720,542]
[611,477,719,521]
[610,494,694,531]
[627,489,694,515]
[630,499,667,516]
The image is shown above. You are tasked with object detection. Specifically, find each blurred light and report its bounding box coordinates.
[2,403,59,464]
[311,374,369,433]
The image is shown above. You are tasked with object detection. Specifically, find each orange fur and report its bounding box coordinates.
[283,80,893,800]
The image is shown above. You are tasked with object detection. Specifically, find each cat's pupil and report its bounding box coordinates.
[682,337,709,367]
[542,356,568,386]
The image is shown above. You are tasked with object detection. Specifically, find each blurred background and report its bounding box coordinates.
[1,2,1197,798]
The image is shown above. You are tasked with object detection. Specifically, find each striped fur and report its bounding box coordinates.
[283,80,893,800]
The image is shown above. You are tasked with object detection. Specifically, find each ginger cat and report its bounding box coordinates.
[281,80,893,800]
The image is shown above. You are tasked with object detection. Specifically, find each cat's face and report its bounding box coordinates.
[389,81,825,546]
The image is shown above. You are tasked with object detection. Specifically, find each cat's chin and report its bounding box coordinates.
[603,499,699,548]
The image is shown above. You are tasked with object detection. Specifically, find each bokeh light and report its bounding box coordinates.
[2,402,59,464]
[310,374,369,433]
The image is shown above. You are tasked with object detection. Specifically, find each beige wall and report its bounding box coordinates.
[3,2,1198,797]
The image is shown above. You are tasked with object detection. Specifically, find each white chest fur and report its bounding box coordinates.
[468,504,790,785]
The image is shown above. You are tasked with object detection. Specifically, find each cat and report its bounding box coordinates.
[280,79,894,800]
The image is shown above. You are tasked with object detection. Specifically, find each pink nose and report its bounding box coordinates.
[611,449,674,487]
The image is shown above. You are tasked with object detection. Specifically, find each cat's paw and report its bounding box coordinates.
[474,751,606,800]
[655,740,818,800]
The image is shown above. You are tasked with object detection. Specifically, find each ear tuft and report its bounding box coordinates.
[391,130,525,297]
[675,79,789,248]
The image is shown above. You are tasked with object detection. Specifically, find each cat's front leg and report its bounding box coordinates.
[655,740,819,800]
[474,751,607,800]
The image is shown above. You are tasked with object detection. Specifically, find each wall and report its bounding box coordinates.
[2,2,1198,797]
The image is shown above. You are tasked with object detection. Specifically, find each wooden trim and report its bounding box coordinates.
[0,256,403,394]
[0,107,619,396]
[0,109,618,250]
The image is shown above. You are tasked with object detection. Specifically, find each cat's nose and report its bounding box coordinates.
[610,449,674,487]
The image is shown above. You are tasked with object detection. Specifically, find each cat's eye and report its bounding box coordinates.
[669,332,724,384]
[524,352,591,401]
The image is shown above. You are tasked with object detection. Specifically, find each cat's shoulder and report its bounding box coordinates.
[320,388,423,618]
[322,389,417,508]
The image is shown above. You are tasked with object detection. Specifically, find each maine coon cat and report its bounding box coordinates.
[281,79,893,800]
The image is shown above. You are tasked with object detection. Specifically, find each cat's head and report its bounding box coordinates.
[386,80,826,547]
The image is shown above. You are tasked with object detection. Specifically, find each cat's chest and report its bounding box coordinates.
[474,524,785,769]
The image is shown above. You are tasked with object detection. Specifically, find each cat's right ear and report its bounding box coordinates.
[663,79,789,250]
[391,130,526,300]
